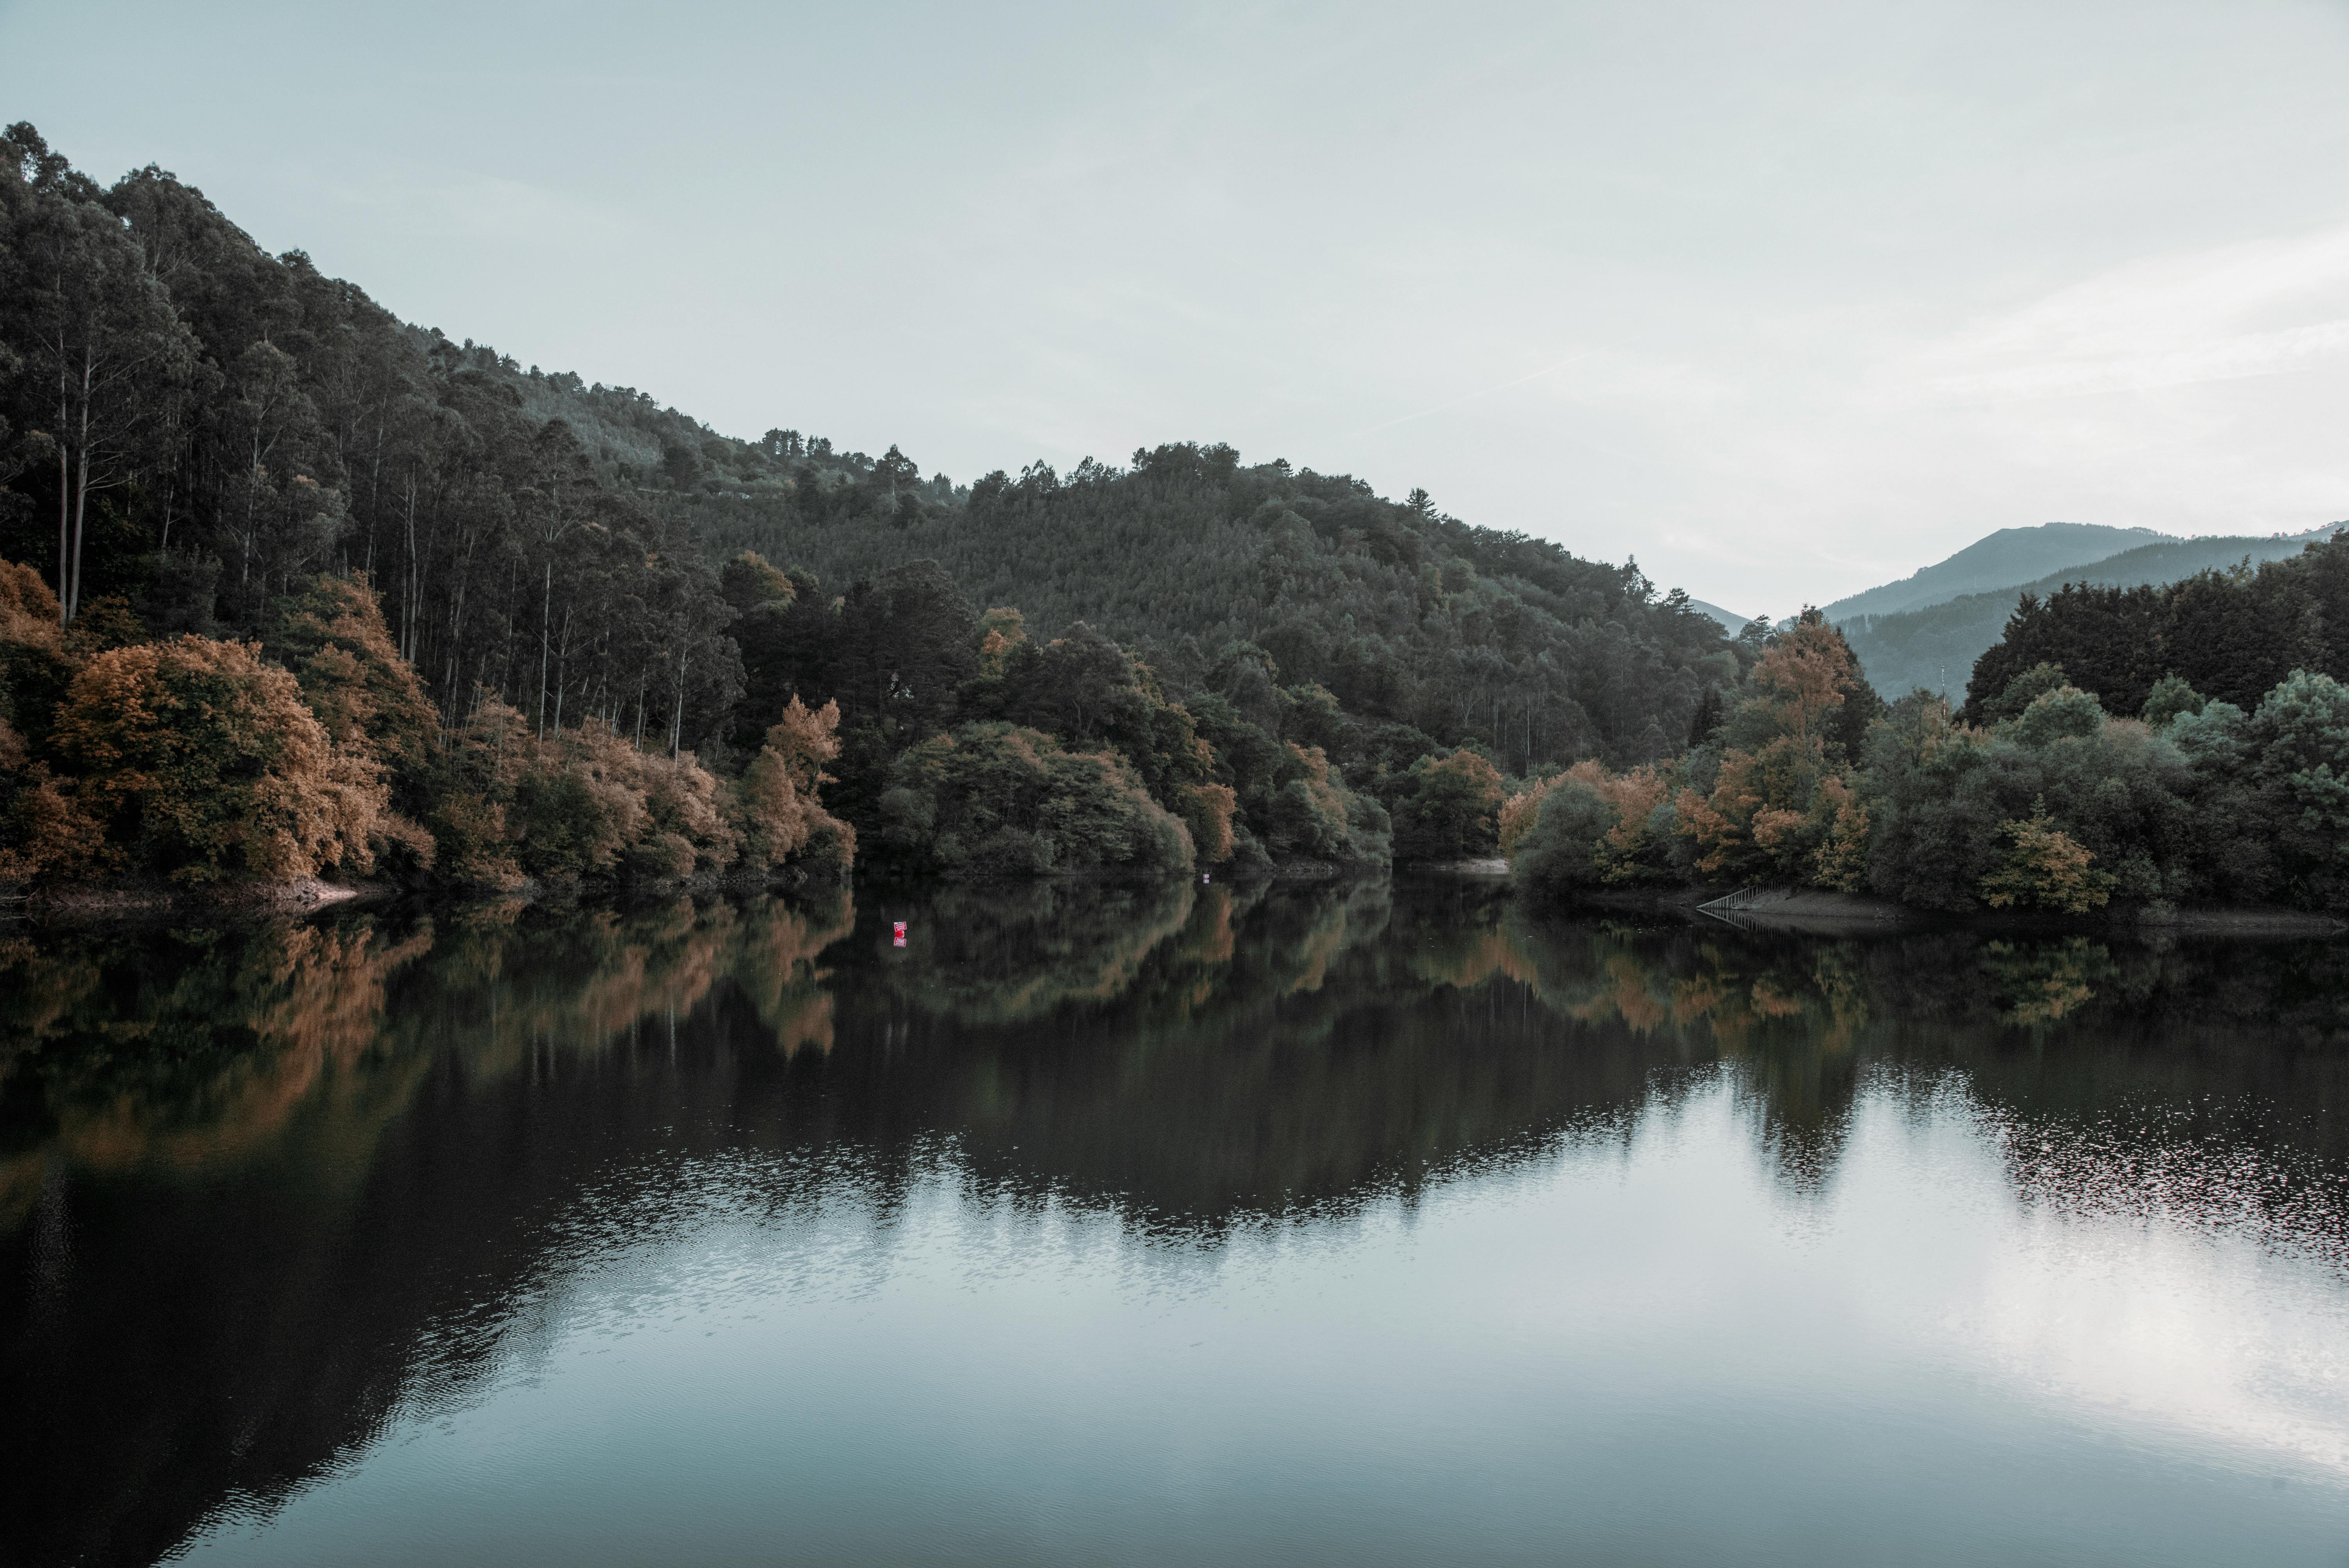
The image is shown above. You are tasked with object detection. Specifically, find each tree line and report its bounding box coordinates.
[1505,532,2349,916]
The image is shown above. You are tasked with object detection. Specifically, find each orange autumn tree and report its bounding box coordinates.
[425,694,753,885]
[270,572,441,799]
[1176,780,1239,864]
[1675,609,1872,889]
[0,561,82,881]
[423,689,852,888]
[52,636,389,883]
[0,557,66,747]
[739,696,857,871]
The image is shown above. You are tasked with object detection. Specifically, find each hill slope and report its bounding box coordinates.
[627,444,1741,771]
[0,124,1743,803]
[1821,522,2168,622]
[1686,599,1755,636]
[1840,525,2344,697]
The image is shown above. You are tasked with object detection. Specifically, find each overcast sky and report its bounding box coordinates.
[7,0,2349,616]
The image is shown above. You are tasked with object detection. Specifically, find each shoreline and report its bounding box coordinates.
[5,855,1390,926]
[1540,881,2349,939]
[11,863,2345,941]
[10,864,852,927]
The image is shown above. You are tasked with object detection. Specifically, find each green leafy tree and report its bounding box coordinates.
[2244,670,2349,905]
[1393,748,1503,861]
[878,721,1193,876]
[2140,672,2206,729]
[1513,779,1616,899]
[1982,661,2070,723]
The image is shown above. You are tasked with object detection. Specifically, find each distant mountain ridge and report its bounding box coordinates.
[1836,522,2346,698]
[1686,599,1756,636]
[1821,522,2169,622]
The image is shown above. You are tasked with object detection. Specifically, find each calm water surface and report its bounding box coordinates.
[3,880,2347,1565]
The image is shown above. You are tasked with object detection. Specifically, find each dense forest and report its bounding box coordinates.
[1505,533,2349,917]
[0,123,1754,892]
[1959,538,2349,719]
[1836,524,2338,699]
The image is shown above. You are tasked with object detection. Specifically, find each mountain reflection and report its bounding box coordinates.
[2,882,2347,1565]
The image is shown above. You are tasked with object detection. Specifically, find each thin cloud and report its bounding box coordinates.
[1928,221,2349,401]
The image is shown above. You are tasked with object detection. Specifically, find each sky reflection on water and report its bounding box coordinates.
[3,880,2347,1565]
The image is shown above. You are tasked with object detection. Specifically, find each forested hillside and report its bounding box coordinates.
[663,445,1739,773]
[0,123,1749,889]
[1840,525,2341,698]
[1961,534,2349,720]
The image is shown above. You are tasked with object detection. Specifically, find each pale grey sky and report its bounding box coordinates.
[7,0,2349,615]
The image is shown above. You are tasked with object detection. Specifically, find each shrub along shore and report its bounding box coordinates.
[0,561,853,907]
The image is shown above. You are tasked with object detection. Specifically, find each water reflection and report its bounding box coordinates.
[2,882,2346,1565]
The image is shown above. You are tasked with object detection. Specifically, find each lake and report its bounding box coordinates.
[3,879,2347,1566]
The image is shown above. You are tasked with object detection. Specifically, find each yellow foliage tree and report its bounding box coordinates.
[975,606,1027,679]
[1393,746,1501,860]
[427,691,846,887]
[1497,773,1557,860]
[1503,760,1674,878]
[423,694,529,885]
[1748,610,1852,754]
[1979,798,2114,914]
[1811,775,1872,892]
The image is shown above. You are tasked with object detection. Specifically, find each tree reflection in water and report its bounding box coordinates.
[0,881,2345,1566]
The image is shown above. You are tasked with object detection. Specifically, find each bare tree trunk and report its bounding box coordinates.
[241,424,263,590]
[496,556,519,704]
[55,440,69,624]
[68,347,96,621]
[401,472,420,662]
[53,334,69,624]
[364,421,386,578]
[551,606,575,734]
[70,438,90,622]
[537,558,552,738]
[671,647,688,758]
[157,427,179,558]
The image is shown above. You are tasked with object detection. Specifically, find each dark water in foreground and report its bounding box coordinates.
[3,881,2347,1567]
